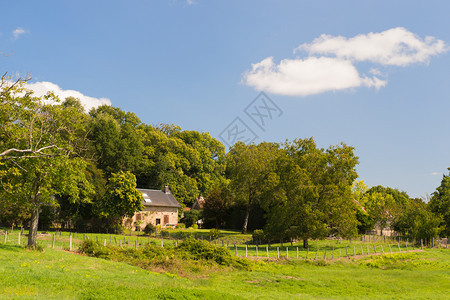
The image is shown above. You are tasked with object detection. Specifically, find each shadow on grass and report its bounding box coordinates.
[0,244,24,252]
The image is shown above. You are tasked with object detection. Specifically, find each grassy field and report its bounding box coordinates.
[0,235,449,299]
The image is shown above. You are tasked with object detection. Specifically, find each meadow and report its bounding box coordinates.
[1,229,449,299]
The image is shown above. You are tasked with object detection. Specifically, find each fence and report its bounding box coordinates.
[1,229,448,261]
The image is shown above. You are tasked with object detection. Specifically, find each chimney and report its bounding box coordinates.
[164,185,169,194]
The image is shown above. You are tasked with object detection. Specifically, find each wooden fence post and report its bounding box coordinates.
[277,247,280,259]
[366,245,369,255]
[323,250,327,260]
[421,239,423,250]
[266,246,269,258]
[256,245,258,257]
[296,247,299,259]
[381,245,384,253]
[4,231,7,243]
[315,248,319,260]
[338,248,341,258]
[52,234,55,249]
[70,235,73,251]
[389,244,392,253]
[245,244,248,257]
[360,245,363,255]
[104,239,106,247]
[235,245,238,256]
[135,239,138,249]
[286,247,289,258]
[18,232,21,245]
[397,242,401,252]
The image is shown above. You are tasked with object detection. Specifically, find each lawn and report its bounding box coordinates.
[0,239,449,299]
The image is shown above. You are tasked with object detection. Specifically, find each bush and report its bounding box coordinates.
[182,210,202,228]
[176,223,186,229]
[252,229,265,244]
[209,228,221,240]
[78,240,111,259]
[192,224,198,230]
[144,223,156,235]
[161,230,170,238]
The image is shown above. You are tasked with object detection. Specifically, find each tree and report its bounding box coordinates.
[203,183,232,228]
[0,80,94,247]
[260,138,359,248]
[226,142,281,234]
[101,171,143,220]
[394,198,442,240]
[429,168,450,236]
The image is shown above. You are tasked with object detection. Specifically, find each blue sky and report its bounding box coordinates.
[1,0,449,198]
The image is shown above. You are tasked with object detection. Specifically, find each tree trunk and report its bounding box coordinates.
[303,238,309,249]
[28,206,39,247]
[241,201,252,234]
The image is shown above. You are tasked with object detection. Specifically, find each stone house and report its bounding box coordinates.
[123,186,181,231]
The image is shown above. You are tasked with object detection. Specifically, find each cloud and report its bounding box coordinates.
[243,56,386,97]
[430,172,441,176]
[297,27,447,66]
[25,81,111,111]
[243,28,447,97]
[186,0,195,5]
[12,27,27,40]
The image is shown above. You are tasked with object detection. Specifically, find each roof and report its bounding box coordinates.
[137,188,181,208]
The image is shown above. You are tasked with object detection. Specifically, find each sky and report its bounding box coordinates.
[1,0,449,198]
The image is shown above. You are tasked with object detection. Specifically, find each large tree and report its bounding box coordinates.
[226,142,281,234]
[0,79,93,246]
[429,168,450,236]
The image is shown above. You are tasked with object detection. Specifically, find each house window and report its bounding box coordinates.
[156,218,161,225]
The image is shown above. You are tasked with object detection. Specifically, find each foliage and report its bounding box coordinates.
[182,210,202,228]
[209,228,221,240]
[252,229,266,244]
[429,168,450,236]
[161,230,170,238]
[102,171,143,219]
[203,183,232,228]
[144,223,156,235]
[394,198,442,240]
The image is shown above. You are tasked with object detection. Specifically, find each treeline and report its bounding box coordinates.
[1,77,449,247]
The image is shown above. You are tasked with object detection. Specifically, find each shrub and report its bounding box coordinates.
[176,223,186,229]
[209,228,221,240]
[78,240,112,259]
[192,224,198,230]
[161,230,170,238]
[252,229,265,244]
[144,223,156,235]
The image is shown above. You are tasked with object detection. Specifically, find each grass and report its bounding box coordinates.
[0,236,449,299]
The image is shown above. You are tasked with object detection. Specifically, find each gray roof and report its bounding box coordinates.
[137,188,181,208]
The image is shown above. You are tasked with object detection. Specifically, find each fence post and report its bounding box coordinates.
[405,241,408,251]
[389,244,392,253]
[366,245,369,255]
[266,246,269,258]
[161,237,164,247]
[323,250,327,260]
[296,247,299,259]
[345,246,348,257]
[4,231,7,243]
[306,247,309,260]
[338,248,341,258]
[277,247,280,259]
[135,239,138,249]
[245,244,248,257]
[52,234,55,249]
[104,239,106,247]
[398,242,401,252]
[18,232,21,245]
[421,239,423,250]
[235,245,238,256]
[256,245,258,257]
[315,248,319,260]
[70,235,73,251]
[381,245,384,253]
[286,247,289,258]
[360,245,363,255]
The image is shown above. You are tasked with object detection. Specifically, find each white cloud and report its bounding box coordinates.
[243,28,447,97]
[186,0,195,5]
[430,172,441,176]
[296,27,447,66]
[243,56,386,97]
[12,27,27,40]
[25,81,111,111]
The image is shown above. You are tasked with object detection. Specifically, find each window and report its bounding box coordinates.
[156,218,161,225]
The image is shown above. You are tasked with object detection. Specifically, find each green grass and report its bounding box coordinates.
[0,240,449,299]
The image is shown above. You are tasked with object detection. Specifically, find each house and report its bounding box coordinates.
[124,186,181,231]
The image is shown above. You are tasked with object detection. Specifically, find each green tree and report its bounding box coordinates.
[226,142,281,234]
[0,80,94,246]
[101,171,143,220]
[429,168,450,236]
